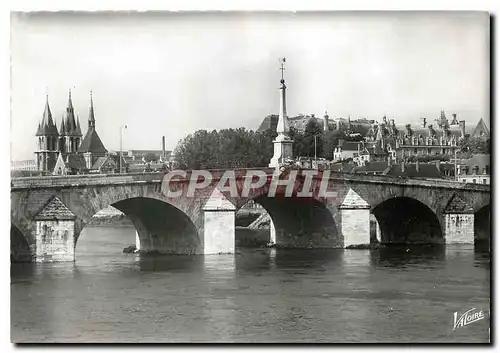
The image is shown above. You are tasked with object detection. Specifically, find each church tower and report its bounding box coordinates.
[269,57,294,168]
[35,94,60,172]
[59,89,82,154]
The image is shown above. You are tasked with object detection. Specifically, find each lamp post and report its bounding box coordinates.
[120,125,127,174]
[314,135,317,168]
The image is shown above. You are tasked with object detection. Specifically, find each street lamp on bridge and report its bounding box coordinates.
[119,125,127,174]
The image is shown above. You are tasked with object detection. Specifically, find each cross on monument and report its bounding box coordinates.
[279,57,286,81]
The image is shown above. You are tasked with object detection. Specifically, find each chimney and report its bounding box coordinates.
[421,117,427,128]
[390,119,395,127]
[405,124,412,136]
[416,160,419,172]
[401,161,405,173]
[459,121,466,138]
[162,136,166,159]
[323,111,329,132]
[383,116,387,124]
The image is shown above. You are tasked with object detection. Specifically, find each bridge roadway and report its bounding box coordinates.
[10,169,490,262]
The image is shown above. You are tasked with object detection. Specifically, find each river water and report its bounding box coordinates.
[11,226,490,343]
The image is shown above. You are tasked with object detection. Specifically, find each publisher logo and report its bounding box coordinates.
[453,308,485,331]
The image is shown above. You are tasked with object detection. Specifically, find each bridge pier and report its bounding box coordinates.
[202,189,236,254]
[340,189,371,248]
[33,197,76,262]
[444,195,475,245]
[135,231,141,251]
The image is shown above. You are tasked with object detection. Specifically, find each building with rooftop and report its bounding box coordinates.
[456,153,490,185]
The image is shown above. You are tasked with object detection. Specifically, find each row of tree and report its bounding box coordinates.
[173,120,357,169]
[173,119,490,170]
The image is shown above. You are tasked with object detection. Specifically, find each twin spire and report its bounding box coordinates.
[37,89,97,137]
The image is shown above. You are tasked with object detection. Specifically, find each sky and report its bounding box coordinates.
[10,11,489,161]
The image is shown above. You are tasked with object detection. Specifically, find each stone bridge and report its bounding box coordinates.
[10,168,490,262]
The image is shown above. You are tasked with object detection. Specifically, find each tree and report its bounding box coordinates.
[143,153,158,163]
[302,119,323,158]
[173,128,274,169]
[458,136,490,156]
[321,130,344,159]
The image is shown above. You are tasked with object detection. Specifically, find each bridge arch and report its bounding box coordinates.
[11,223,32,262]
[372,196,443,245]
[474,204,490,246]
[238,194,340,248]
[76,195,202,255]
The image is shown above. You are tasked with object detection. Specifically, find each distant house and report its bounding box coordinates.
[333,140,360,162]
[353,140,388,166]
[11,160,37,171]
[456,154,490,185]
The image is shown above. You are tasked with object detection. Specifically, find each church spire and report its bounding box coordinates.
[76,114,83,136]
[59,115,66,135]
[68,88,73,109]
[36,93,58,136]
[64,88,79,136]
[88,90,96,129]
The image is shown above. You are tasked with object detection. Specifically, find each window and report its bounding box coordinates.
[473,179,476,184]
[427,148,431,154]
[483,179,487,184]
[462,179,466,183]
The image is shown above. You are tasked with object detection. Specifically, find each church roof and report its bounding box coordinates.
[78,128,107,154]
[471,118,490,138]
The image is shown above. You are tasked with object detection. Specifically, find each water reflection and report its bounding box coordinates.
[136,254,204,273]
[11,226,491,343]
[273,248,344,270]
[375,244,446,268]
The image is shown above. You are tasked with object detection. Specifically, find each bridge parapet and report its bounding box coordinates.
[11,169,490,193]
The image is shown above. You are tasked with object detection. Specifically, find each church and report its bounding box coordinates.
[35,90,121,175]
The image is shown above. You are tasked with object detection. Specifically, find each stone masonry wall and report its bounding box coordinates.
[445,213,474,244]
[35,220,75,262]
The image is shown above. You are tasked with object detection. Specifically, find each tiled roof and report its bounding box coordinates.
[354,162,389,174]
[338,140,359,151]
[458,154,490,175]
[91,156,110,170]
[444,194,474,214]
[35,196,75,220]
[78,128,107,154]
[330,163,355,173]
[383,163,443,179]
